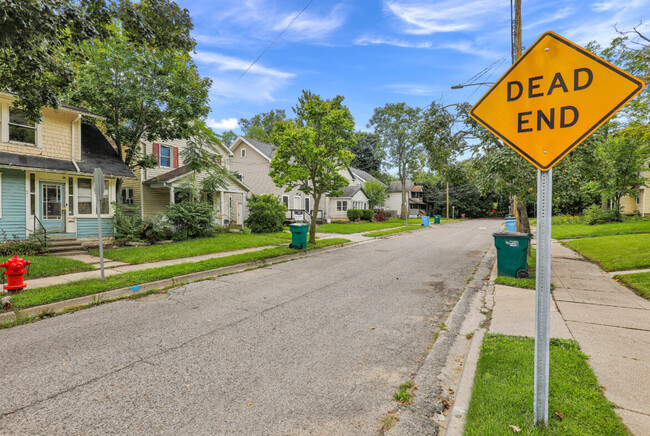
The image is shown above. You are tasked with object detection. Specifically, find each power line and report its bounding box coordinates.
[214,0,315,104]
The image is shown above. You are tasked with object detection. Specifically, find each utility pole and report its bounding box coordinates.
[446,182,449,219]
[511,0,522,227]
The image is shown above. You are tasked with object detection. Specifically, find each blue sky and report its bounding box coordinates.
[178,0,650,134]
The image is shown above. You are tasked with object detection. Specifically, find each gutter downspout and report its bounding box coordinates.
[71,115,81,172]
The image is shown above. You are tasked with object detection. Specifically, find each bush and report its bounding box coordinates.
[374,210,390,221]
[0,231,47,256]
[142,215,174,243]
[583,204,622,225]
[551,215,584,225]
[165,201,215,238]
[113,203,144,241]
[361,209,374,221]
[245,194,286,233]
[347,209,362,222]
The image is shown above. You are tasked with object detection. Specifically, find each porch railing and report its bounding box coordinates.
[33,215,47,247]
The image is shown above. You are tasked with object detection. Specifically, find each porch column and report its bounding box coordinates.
[169,185,175,204]
[242,194,247,230]
[220,190,225,225]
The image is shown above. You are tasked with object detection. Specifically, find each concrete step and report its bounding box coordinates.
[50,250,88,257]
[48,241,83,248]
[48,244,85,252]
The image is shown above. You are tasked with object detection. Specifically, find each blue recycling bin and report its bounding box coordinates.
[421,216,430,226]
[505,218,517,231]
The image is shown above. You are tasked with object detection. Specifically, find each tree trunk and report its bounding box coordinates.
[401,177,407,220]
[309,194,321,244]
[516,201,531,234]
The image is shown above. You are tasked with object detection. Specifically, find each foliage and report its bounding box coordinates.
[0,232,47,256]
[220,130,238,147]
[368,103,422,219]
[364,180,388,208]
[350,131,383,173]
[112,203,144,241]
[0,0,111,122]
[420,101,466,180]
[583,204,622,225]
[239,109,286,143]
[465,335,628,435]
[346,209,362,222]
[165,201,214,239]
[270,90,355,243]
[245,194,286,233]
[71,16,211,170]
[361,209,374,221]
[141,214,174,243]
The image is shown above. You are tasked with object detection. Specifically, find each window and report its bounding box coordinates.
[337,200,347,212]
[121,187,134,205]
[100,181,109,214]
[160,145,171,167]
[236,173,244,182]
[241,148,247,158]
[78,178,92,214]
[304,197,310,214]
[8,110,36,145]
[68,177,74,216]
[282,195,289,208]
[29,174,36,216]
[42,184,62,219]
[294,196,301,210]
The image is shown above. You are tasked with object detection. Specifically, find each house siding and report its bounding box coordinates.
[0,169,26,239]
[229,139,311,212]
[142,184,171,218]
[76,218,114,238]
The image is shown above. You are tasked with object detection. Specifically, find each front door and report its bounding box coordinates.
[39,182,65,233]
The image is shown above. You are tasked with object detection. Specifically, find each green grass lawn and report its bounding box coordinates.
[465,335,627,435]
[363,225,424,237]
[564,234,650,271]
[97,232,291,264]
[25,256,95,279]
[10,238,349,310]
[385,218,424,224]
[552,220,650,239]
[615,271,650,300]
[316,222,409,234]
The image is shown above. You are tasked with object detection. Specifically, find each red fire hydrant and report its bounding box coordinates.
[0,255,32,291]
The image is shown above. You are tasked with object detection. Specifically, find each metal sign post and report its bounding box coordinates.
[468,31,644,427]
[534,169,552,425]
[93,168,105,282]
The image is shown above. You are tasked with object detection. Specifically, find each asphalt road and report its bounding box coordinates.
[0,218,502,435]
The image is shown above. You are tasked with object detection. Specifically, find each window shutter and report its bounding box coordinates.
[173,146,179,168]
[153,143,160,165]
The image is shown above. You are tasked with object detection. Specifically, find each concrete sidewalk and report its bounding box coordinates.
[488,240,650,435]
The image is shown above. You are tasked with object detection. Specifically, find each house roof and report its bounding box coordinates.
[242,137,277,159]
[349,167,385,186]
[0,92,103,119]
[78,124,135,178]
[0,124,134,178]
[411,185,423,192]
[336,184,369,199]
[387,180,414,193]
[409,197,426,205]
[145,164,191,184]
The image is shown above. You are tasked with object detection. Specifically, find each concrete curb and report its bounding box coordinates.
[389,245,496,436]
[0,240,365,325]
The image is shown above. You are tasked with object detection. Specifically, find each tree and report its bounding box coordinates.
[220,130,238,147]
[349,131,383,173]
[270,91,355,243]
[364,180,388,209]
[240,109,286,143]
[0,0,111,122]
[368,103,422,219]
[72,21,211,171]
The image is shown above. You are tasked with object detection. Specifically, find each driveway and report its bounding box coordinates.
[0,219,502,435]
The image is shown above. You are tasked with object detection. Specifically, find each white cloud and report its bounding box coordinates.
[523,7,574,30]
[274,4,347,40]
[383,83,441,96]
[437,41,502,59]
[194,51,295,80]
[207,117,240,130]
[385,0,498,35]
[354,35,432,48]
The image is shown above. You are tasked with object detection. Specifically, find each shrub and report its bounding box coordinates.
[0,231,47,257]
[361,209,374,221]
[165,201,215,238]
[142,215,174,243]
[245,194,286,233]
[583,204,622,225]
[374,209,390,222]
[113,203,144,241]
[347,209,362,222]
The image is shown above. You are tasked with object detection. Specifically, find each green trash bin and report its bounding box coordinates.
[289,223,309,249]
[493,231,532,278]
[433,215,441,224]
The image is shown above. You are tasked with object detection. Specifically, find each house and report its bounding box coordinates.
[120,137,250,226]
[323,167,374,220]
[0,93,134,240]
[385,180,426,217]
[229,136,315,222]
[620,162,650,216]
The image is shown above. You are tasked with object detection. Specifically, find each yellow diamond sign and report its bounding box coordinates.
[470,31,644,170]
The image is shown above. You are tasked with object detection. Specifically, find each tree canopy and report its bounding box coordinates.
[270,91,355,243]
[349,131,383,174]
